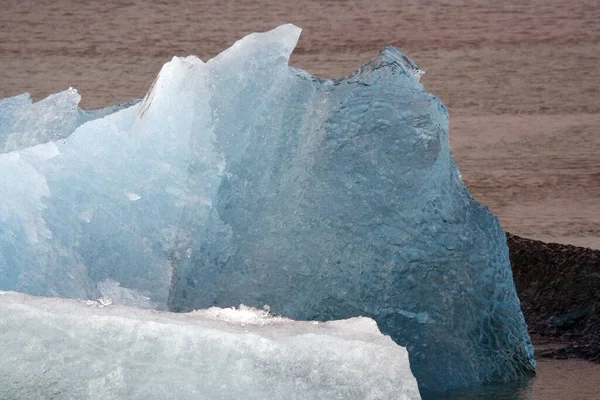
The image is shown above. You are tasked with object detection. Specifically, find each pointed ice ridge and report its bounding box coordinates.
[350,46,425,82]
[209,23,301,66]
[0,89,140,153]
[0,25,534,391]
[0,93,31,129]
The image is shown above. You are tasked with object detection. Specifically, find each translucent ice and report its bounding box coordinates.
[0,291,420,400]
[0,89,139,153]
[0,93,31,129]
[0,25,534,390]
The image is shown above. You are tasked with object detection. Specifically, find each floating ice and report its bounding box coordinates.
[0,291,420,400]
[0,24,534,391]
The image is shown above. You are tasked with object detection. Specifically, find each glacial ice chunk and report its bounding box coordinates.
[0,24,534,391]
[0,291,421,400]
[168,25,536,390]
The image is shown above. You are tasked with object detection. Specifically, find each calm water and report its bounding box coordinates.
[1,0,599,398]
[426,358,600,400]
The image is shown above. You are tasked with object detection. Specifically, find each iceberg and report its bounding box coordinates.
[0,24,535,391]
[0,291,420,400]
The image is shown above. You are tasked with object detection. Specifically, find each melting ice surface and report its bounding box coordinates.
[0,25,535,391]
[0,291,420,400]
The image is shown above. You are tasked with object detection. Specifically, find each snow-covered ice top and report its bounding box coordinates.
[0,24,534,391]
[0,291,420,400]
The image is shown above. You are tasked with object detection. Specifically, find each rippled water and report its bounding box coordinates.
[1,0,599,398]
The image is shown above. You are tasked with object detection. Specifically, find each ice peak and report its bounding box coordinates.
[209,23,301,66]
[352,45,424,82]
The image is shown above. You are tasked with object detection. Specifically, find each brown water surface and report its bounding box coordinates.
[1,1,599,398]
[429,358,600,399]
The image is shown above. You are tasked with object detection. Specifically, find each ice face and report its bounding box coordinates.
[0,24,534,391]
[0,291,420,400]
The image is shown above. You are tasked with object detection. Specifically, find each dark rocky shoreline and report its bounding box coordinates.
[508,233,600,362]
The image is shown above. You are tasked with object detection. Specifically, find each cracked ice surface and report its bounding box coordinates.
[0,24,534,390]
[0,291,420,400]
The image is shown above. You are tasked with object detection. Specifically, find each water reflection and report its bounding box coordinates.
[422,358,600,399]
[423,381,530,399]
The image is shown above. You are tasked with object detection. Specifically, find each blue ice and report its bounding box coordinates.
[0,25,534,391]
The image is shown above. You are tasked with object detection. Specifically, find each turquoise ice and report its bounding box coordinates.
[0,25,534,391]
